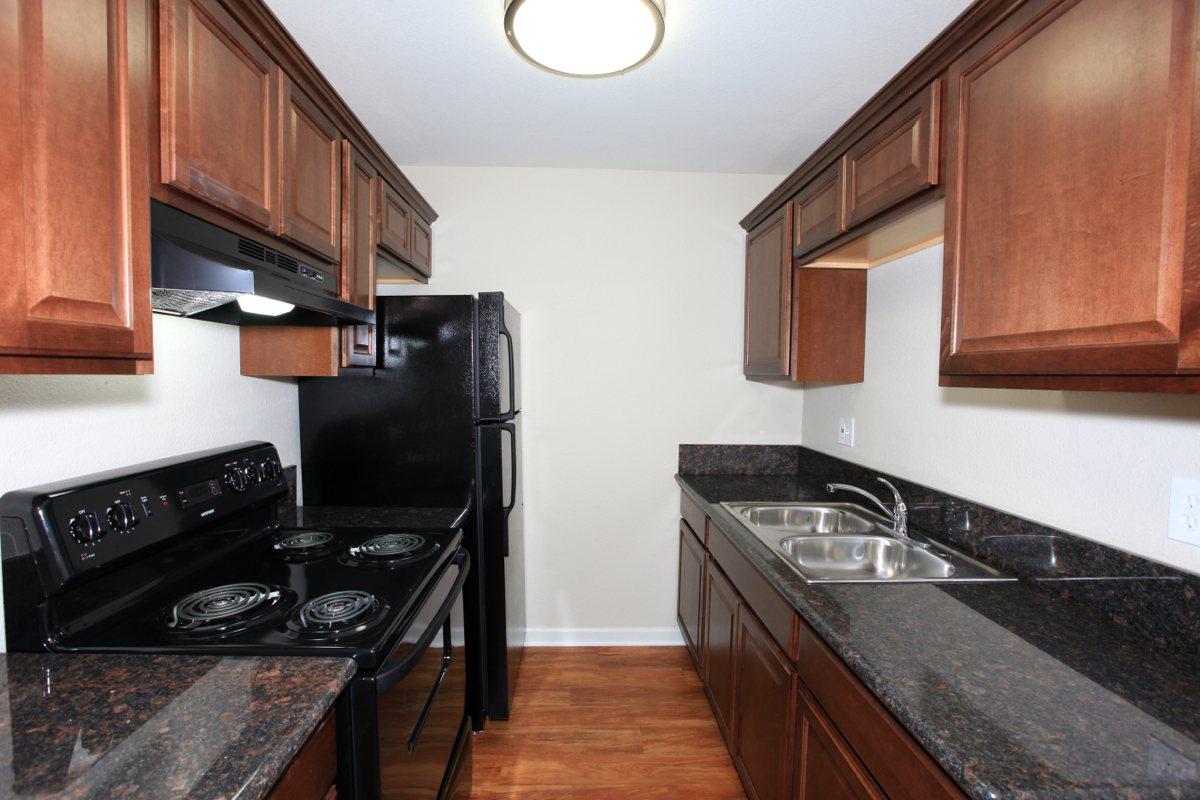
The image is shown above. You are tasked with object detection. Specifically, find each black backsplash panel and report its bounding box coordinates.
[678,444,1200,658]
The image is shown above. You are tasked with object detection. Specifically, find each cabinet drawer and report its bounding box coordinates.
[794,618,963,800]
[844,80,940,229]
[681,492,709,546]
[267,711,336,800]
[793,160,845,258]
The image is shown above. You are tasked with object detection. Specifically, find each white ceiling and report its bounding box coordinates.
[265,1,973,175]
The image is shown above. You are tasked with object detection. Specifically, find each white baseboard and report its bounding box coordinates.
[524,627,685,646]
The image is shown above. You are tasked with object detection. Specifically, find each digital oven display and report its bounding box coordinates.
[177,479,220,508]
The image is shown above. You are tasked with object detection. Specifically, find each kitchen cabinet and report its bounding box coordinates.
[411,215,434,277]
[744,205,794,378]
[279,76,342,264]
[159,0,279,230]
[267,710,337,800]
[734,609,797,800]
[341,142,377,368]
[0,0,154,374]
[702,558,740,747]
[843,81,940,230]
[377,179,414,264]
[792,161,844,258]
[677,522,706,671]
[679,489,965,800]
[793,689,883,800]
[939,0,1200,392]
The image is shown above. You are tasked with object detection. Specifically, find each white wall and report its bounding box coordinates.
[385,166,803,644]
[0,315,302,646]
[802,246,1200,576]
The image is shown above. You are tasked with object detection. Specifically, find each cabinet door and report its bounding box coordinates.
[702,559,740,747]
[377,180,413,264]
[793,161,845,258]
[678,522,706,672]
[844,80,941,229]
[744,204,794,379]
[734,610,797,800]
[340,142,376,368]
[411,215,433,277]
[792,269,866,383]
[793,689,884,800]
[941,0,1199,382]
[279,77,341,263]
[0,0,153,371]
[159,0,278,229]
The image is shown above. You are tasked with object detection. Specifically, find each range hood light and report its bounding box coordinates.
[236,295,296,317]
[504,0,665,78]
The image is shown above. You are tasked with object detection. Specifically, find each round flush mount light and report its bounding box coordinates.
[504,0,665,78]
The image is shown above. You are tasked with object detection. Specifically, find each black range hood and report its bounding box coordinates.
[150,201,374,327]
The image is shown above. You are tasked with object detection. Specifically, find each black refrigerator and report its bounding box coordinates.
[297,292,525,727]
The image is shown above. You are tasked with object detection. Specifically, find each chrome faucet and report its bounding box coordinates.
[826,478,923,546]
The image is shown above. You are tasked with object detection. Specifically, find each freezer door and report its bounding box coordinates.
[476,292,521,421]
[475,418,525,720]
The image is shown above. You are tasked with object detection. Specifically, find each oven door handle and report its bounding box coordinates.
[374,551,469,696]
[407,635,452,752]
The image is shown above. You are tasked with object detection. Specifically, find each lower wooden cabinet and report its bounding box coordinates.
[794,689,883,800]
[677,521,706,671]
[268,710,337,800]
[681,491,964,800]
[702,559,740,747]
[734,610,797,800]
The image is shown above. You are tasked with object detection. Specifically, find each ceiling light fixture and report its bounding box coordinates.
[504,0,665,78]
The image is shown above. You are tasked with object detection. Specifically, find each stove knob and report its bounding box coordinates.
[106,500,138,532]
[261,459,281,480]
[224,468,248,494]
[68,511,105,544]
[242,461,263,486]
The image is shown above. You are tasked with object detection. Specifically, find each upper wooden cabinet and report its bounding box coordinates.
[411,215,434,277]
[844,81,940,230]
[744,205,794,379]
[940,0,1200,392]
[279,77,342,264]
[341,142,377,368]
[159,0,278,230]
[378,180,414,264]
[0,0,154,374]
[793,161,845,258]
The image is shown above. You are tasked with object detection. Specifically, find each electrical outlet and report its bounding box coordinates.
[837,417,855,447]
[1168,477,1200,547]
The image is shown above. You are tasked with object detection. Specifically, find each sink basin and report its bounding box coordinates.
[780,536,954,582]
[725,503,884,534]
[719,501,1013,584]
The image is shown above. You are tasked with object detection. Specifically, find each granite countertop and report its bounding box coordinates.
[279,505,468,530]
[678,473,1200,800]
[0,653,355,800]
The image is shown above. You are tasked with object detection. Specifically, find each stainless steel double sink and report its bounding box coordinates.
[719,502,1012,584]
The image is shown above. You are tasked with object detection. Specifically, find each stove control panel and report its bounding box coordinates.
[17,443,287,588]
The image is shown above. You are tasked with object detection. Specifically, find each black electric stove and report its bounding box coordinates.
[0,442,473,800]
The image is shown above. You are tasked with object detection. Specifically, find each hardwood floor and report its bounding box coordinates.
[470,647,746,800]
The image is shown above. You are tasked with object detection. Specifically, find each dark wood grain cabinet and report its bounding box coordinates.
[159,0,279,230]
[702,558,740,747]
[744,204,794,378]
[267,711,337,800]
[734,609,797,800]
[341,142,377,368]
[0,0,155,374]
[793,161,845,258]
[279,76,342,264]
[378,179,414,264]
[940,0,1200,392]
[678,522,706,672]
[680,491,965,800]
[411,215,434,277]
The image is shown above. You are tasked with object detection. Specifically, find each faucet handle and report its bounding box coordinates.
[876,477,904,509]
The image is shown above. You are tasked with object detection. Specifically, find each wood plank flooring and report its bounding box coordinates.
[470,647,746,800]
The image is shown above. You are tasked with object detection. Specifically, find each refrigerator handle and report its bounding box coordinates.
[499,321,516,417]
[501,422,517,557]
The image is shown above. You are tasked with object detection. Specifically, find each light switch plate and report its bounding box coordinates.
[837,417,855,447]
[1168,477,1200,547]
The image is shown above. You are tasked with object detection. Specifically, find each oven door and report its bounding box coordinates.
[352,550,471,800]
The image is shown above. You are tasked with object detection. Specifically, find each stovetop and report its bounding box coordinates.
[53,526,462,669]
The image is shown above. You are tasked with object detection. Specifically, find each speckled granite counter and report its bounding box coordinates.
[677,473,1200,800]
[279,505,468,530]
[0,653,355,800]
